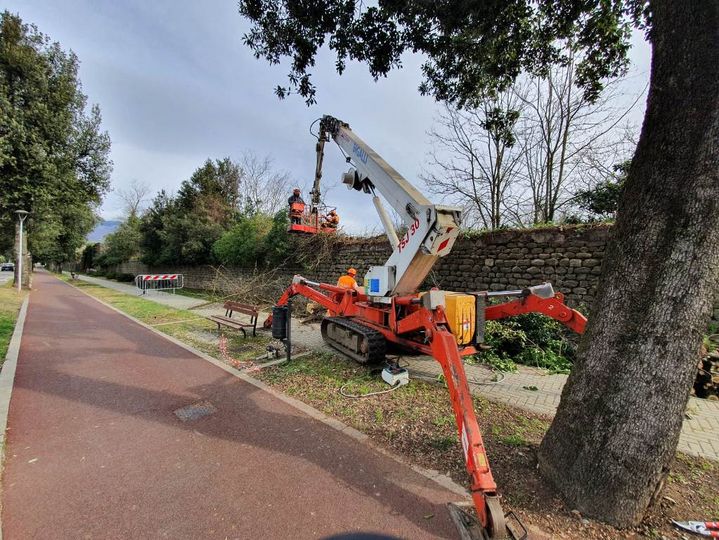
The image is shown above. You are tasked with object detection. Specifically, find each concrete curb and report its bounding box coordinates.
[61,276,469,500]
[0,294,30,540]
[0,295,29,453]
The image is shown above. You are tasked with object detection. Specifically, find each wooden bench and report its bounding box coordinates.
[208,301,259,338]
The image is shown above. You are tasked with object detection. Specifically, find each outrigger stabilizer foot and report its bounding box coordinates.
[447,500,527,540]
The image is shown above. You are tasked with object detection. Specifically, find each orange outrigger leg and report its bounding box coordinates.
[266,278,586,539]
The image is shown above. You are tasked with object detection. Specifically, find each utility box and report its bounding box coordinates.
[421,290,446,310]
[364,265,396,297]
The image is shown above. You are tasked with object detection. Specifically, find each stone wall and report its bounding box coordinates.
[115,224,613,310]
[307,224,611,309]
[433,225,611,308]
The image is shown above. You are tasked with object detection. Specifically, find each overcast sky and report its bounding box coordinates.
[6,0,652,234]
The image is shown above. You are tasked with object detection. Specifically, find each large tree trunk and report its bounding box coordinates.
[538,0,719,527]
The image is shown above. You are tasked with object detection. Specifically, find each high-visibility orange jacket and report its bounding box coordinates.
[337,275,358,289]
[289,201,305,216]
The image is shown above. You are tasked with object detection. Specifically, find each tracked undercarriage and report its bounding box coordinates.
[321,317,387,364]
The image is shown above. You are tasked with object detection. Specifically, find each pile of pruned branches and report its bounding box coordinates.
[192,265,291,309]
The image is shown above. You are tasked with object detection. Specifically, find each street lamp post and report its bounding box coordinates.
[15,210,29,293]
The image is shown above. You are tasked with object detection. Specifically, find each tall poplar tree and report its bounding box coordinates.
[0,11,112,263]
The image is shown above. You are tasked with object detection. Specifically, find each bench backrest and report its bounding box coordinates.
[224,301,259,317]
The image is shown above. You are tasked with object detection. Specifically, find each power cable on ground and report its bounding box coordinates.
[339,382,404,399]
[339,361,405,399]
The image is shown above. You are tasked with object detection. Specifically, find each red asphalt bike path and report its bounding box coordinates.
[1,273,459,539]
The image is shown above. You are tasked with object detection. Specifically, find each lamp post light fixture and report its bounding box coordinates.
[15,210,29,293]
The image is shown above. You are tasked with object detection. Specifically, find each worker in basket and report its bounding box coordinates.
[337,267,363,293]
[322,209,340,229]
[288,188,305,224]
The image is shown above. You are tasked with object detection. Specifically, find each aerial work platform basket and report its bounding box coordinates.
[288,202,338,234]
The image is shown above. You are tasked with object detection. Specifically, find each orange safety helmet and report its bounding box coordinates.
[347,267,357,276]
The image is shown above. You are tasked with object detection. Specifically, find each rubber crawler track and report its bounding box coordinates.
[321,317,386,364]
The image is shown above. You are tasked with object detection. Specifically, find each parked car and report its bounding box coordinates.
[0,262,14,271]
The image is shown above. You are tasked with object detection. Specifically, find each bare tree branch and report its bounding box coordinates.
[237,151,292,216]
[422,91,525,229]
[117,179,151,218]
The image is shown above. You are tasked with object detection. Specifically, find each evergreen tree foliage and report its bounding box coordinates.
[262,210,292,267]
[212,214,273,267]
[138,159,245,266]
[101,215,142,266]
[576,161,629,219]
[0,11,112,263]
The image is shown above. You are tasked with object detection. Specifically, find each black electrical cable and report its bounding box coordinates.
[309,117,321,139]
[339,381,404,398]
[339,359,406,399]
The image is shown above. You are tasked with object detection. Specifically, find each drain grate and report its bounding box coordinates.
[174,400,217,422]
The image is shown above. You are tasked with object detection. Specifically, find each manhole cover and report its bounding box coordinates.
[174,400,217,422]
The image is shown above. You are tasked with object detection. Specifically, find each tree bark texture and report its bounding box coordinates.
[538,0,719,527]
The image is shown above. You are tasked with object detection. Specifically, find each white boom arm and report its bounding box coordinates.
[315,115,461,296]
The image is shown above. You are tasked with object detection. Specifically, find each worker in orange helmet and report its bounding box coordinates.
[337,267,363,293]
[288,188,305,224]
[322,208,340,229]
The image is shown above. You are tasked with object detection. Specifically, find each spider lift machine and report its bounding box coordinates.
[269,115,587,539]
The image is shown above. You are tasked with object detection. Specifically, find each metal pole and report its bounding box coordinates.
[372,195,400,249]
[286,300,292,362]
[15,211,28,293]
[17,218,22,294]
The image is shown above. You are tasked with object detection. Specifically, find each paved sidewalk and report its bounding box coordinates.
[73,273,719,462]
[74,273,207,311]
[402,356,719,461]
[3,273,460,539]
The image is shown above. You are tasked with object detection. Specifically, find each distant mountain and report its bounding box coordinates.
[87,220,121,242]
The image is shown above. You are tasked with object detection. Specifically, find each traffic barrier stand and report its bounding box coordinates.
[135,274,184,295]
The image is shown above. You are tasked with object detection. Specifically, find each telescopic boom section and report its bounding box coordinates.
[310,132,327,213]
[317,115,462,296]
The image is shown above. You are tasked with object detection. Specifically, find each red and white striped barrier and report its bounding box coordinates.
[135,274,184,294]
[142,274,179,281]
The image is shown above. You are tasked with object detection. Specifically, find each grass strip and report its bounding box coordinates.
[60,275,271,363]
[0,281,28,364]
